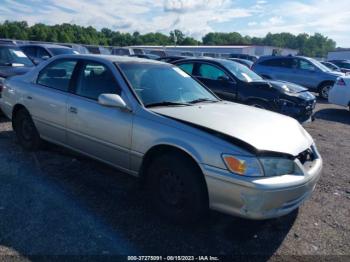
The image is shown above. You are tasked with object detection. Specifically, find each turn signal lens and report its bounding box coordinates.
[223,155,247,175]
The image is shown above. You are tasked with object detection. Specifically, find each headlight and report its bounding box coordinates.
[222,154,263,177]
[259,157,303,177]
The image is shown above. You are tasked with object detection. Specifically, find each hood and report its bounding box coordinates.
[328,71,344,77]
[151,102,313,156]
[269,80,307,93]
[0,66,33,78]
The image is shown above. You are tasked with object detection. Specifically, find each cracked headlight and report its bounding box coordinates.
[259,157,303,177]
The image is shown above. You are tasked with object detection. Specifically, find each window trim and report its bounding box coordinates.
[36,58,79,93]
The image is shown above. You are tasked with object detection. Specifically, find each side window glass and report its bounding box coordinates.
[37,47,50,59]
[178,63,194,75]
[37,60,77,92]
[299,60,316,71]
[76,62,120,100]
[22,47,36,58]
[198,64,227,80]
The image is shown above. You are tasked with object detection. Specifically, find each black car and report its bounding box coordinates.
[328,60,350,74]
[0,44,34,110]
[173,58,316,122]
[20,44,76,64]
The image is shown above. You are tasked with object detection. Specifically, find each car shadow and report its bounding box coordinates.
[0,135,296,258]
[315,108,350,125]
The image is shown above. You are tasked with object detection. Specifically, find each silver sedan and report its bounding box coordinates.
[0,55,322,223]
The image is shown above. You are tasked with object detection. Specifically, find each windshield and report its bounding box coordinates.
[0,46,33,66]
[221,60,262,82]
[309,58,332,72]
[49,48,75,55]
[119,63,218,107]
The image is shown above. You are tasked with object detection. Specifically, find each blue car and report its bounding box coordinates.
[252,56,344,99]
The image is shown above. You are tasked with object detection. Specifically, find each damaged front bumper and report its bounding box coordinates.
[202,150,322,220]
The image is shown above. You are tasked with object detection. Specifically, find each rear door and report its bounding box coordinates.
[66,60,133,170]
[194,62,237,101]
[29,59,78,144]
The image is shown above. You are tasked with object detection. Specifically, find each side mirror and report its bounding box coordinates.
[98,94,131,111]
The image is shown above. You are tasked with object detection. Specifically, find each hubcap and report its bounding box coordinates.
[321,86,331,99]
[158,169,185,206]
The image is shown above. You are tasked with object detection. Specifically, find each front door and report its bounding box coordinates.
[66,61,133,171]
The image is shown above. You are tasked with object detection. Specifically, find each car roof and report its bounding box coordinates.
[48,54,168,65]
[19,43,71,49]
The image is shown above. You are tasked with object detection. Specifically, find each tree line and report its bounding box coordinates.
[0,21,336,57]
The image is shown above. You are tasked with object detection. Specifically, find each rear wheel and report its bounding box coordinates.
[319,82,333,99]
[146,152,208,224]
[13,108,42,150]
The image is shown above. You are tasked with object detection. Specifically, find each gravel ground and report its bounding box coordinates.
[0,101,349,261]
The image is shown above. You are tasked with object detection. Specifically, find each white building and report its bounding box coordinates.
[327,49,350,60]
[130,45,299,58]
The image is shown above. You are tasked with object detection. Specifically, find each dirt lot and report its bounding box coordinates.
[0,100,349,260]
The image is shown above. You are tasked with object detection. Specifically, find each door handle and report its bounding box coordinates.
[27,96,32,100]
[69,107,78,114]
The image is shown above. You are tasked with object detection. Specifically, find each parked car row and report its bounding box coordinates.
[0,54,323,223]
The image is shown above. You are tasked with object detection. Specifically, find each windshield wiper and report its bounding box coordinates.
[189,98,219,104]
[145,101,191,108]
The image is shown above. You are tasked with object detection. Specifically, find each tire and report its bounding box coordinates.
[13,108,42,150]
[146,152,208,224]
[319,82,333,100]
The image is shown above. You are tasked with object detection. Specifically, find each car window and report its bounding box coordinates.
[0,46,33,66]
[221,60,262,82]
[178,63,194,75]
[49,48,75,56]
[260,58,293,68]
[37,47,50,59]
[338,62,350,69]
[198,64,228,80]
[37,60,77,91]
[75,62,120,100]
[21,46,36,58]
[119,63,217,106]
[299,59,316,71]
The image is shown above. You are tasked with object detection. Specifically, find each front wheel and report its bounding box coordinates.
[146,152,208,224]
[13,108,42,150]
[319,83,333,100]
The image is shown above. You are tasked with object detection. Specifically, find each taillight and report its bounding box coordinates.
[336,78,346,86]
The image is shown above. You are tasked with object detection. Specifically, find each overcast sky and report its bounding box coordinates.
[1,0,349,47]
